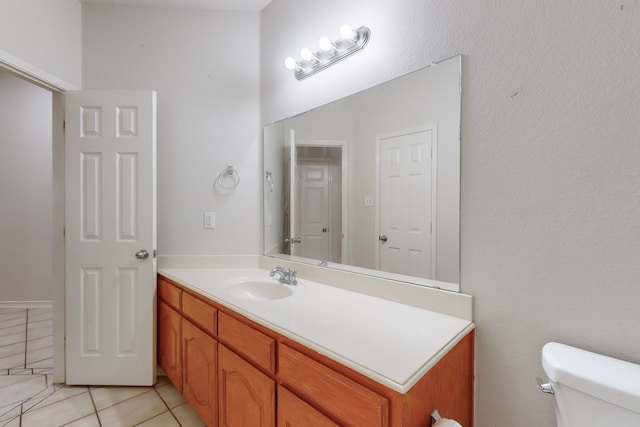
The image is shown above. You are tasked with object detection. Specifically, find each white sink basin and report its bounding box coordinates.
[225,280,294,301]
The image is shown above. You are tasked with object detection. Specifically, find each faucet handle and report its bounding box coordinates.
[288,269,298,285]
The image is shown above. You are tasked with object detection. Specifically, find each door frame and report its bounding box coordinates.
[375,125,438,278]
[294,139,348,264]
[0,52,77,383]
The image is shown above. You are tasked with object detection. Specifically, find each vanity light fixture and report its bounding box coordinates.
[284,24,371,81]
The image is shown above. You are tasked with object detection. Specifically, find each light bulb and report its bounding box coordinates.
[339,24,356,41]
[318,36,334,52]
[284,57,298,70]
[300,47,314,61]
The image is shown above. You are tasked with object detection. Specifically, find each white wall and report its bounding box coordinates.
[83,4,262,256]
[0,69,53,302]
[0,0,81,88]
[261,1,640,426]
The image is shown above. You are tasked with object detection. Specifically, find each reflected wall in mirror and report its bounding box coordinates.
[264,55,461,291]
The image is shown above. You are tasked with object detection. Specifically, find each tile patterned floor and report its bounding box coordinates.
[0,307,205,427]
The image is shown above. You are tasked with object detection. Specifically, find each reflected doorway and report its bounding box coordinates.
[290,140,347,264]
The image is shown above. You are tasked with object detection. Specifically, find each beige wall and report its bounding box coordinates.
[261,1,640,426]
[0,69,53,302]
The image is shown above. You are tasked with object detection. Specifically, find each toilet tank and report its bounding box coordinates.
[542,342,640,427]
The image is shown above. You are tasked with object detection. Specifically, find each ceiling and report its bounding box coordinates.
[79,0,272,11]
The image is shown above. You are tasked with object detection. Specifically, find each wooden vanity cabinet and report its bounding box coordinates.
[277,385,339,427]
[157,275,474,427]
[158,277,183,393]
[218,311,276,374]
[218,344,275,427]
[182,319,217,427]
[279,343,389,426]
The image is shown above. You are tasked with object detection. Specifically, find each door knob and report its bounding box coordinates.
[322,228,328,233]
[135,249,150,260]
[292,237,301,244]
[378,235,388,243]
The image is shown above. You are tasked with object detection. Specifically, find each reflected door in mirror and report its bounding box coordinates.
[378,126,434,279]
[298,160,330,260]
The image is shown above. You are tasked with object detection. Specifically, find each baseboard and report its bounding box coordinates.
[0,301,53,308]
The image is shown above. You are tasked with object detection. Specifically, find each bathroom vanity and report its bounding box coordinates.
[156,262,474,427]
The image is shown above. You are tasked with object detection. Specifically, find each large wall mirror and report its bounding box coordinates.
[263,55,461,292]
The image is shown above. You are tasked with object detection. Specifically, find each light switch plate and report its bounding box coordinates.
[364,195,374,207]
[203,211,215,229]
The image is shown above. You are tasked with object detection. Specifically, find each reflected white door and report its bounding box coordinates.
[378,127,434,279]
[298,160,330,260]
[65,90,156,385]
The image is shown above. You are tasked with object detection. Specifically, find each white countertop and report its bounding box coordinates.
[158,267,474,394]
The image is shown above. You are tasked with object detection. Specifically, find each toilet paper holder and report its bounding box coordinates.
[430,409,462,427]
[431,409,443,425]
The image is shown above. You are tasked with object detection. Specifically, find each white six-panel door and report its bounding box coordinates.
[65,90,156,385]
[298,160,331,260]
[378,126,435,279]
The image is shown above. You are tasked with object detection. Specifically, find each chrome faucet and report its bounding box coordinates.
[270,267,298,285]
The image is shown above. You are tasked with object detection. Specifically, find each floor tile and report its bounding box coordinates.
[0,342,25,359]
[0,332,27,349]
[27,385,89,412]
[0,375,48,407]
[0,320,28,336]
[20,384,56,412]
[0,311,26,328]
[0,353,25,371]
[0,307,25,315]
[0,416,20,427]
[8,368,32,375]
[21,391,95,427]
[136,410,181,427]
[26,321,52,341]
[25,344,53,365]
[156,383,186,409]
[26,308,52,323]
[26,335,53,352]
[63,413,101,427]
[0,404,21,422]
[155,375,171,388]
[25,358,52,369]
[90,385,153,411]
[97,389,168,427]
[171,402,206,427]
[3,324,208,427]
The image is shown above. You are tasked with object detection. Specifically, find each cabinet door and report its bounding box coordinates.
[279,344,388,427]
[277,385,339,427]
[183,319,217,427]
[218,345,275,427]
[158,300,182,392]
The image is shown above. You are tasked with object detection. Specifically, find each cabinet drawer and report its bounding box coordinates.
[218,312,276,374]
[158,278,181,311]
[182,292,217,335]
[278,385,339,427]
[279,344,389,427]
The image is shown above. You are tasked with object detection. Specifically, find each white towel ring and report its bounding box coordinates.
[217,166,240,190]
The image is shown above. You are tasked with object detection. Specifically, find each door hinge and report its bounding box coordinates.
[63,120,66,130]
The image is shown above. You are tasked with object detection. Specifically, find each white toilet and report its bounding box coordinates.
[541,342,640,427]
